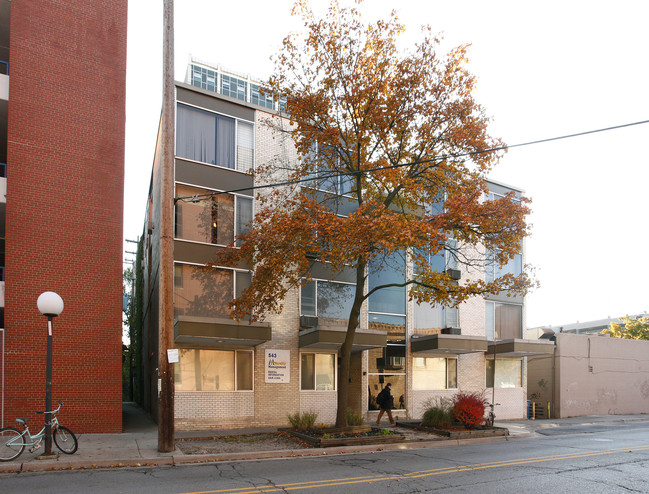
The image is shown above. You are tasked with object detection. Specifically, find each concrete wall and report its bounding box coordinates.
[556,334,649,417]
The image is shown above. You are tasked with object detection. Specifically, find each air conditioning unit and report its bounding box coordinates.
[446,268,461,280]
[300,315,319,329]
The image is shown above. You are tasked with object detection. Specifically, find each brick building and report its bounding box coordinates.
[0,1,126,432]
[141,59,552,430]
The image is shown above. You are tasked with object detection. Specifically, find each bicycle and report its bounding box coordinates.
[0,401,78,461]
[486,402,500,427]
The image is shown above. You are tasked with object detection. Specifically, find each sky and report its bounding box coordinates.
[125,0,649,329]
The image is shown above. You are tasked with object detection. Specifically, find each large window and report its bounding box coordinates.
[486,302,522,339]
[176,104,254,172]
[251,84,275,109]
[301,280,355,321]
[305,143,354,196]
[191,64,218,92]
[220,73,247,101]
[174,264,251,319]
[175,185,252,246]
[300,353,336,390]
[413,357,457,390]
[486,359,522,388]
[175,349,253,391]
[485,249,522,282]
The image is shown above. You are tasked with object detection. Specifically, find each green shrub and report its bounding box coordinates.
[346,408,364,426]
[287,411,318,430]
[452,391,487,429]
[421,406,453,428]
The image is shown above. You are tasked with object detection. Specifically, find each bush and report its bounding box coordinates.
[421,406,454,428]
[346,408,364,426]
[287,411,318,430]
[452,391,487,429]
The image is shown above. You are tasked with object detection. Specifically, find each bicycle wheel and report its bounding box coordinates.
[53,426,78,454]
[0,427,25,461]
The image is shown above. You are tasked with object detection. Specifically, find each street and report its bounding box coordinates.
[2,423,649,493]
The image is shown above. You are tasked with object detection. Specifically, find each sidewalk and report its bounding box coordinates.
[2,403,648,474]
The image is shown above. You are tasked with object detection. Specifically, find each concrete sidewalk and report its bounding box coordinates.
[1,403,648,474]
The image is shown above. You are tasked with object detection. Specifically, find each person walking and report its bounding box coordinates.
[376,382,395,425]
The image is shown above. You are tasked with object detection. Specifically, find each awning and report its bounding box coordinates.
[487,338,555,357]
[174,316,271,347]
[299,326,387,352]
[411,334,488,355]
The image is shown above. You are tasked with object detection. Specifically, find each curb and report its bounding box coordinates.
[0,434,532,473]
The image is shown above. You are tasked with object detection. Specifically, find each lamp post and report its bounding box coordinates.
[37,291,64,457]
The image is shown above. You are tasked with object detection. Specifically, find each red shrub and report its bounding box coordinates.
[452,392,487,429]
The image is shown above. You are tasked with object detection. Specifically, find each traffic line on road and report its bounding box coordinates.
[179,445,649,494]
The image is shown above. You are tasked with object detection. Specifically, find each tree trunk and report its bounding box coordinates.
[335,259,366,427]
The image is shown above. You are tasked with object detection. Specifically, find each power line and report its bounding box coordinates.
[174,119,649,203]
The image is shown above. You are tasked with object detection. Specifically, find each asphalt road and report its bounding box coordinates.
[2,423,649,493]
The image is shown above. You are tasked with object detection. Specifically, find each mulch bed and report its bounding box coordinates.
[176,432,313,454]
[281,425,406,448]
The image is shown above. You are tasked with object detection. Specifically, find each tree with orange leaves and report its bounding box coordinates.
[219,1,534,427]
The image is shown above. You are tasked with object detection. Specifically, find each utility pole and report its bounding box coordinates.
[158,0,175,453]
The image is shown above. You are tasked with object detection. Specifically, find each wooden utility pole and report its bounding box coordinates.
[158,0,175,453]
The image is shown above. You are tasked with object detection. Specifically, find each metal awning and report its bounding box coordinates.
[411,334,488,355]
[174,316,271,347]
[299,326,387,352]
[487,338,555,357]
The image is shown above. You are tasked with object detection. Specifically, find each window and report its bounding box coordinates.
[485,249,522,282]
[413,357,457,390]
[300,280,355,321]
[174,349,253,391]
[486,302,522,339]
[191,64,218,93]
[175,185,252,246]
[305,143,354,196]
[300,353,336,390]
[221,74,247,101]
[486,359,522,388]
[251,84,275,109]
[176,104,253,172]
[174,264,251,319]
[487,191,521,204]
[369,252,406,317]
[237,121,254,173]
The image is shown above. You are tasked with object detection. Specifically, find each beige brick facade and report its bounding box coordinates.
[157,67,530,431]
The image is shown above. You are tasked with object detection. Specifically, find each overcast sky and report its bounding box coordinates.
[125,0,649,328]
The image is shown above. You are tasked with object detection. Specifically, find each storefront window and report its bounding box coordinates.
[300,353,336,390]
[174,349,252,391]
[486,359,522,388]
[368,345,406,410]
[367,374,406,410]
[413,357,457,389]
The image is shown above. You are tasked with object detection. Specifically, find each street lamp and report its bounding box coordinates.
[37,291,64,457]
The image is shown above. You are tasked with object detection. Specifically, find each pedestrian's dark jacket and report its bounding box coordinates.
[377,387,394,410]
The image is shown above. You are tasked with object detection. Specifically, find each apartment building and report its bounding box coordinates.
[0,1,126,432]
[141,59,552,430]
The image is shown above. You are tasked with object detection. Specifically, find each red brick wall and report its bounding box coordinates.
[4,0,127,432]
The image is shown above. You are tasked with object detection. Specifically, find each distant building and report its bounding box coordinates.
[140,58,551,430]
[526,312,649,340]
[1,0,126,432]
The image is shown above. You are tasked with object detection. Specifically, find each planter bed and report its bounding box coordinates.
[281,426,406,448]
[396,420,509,439]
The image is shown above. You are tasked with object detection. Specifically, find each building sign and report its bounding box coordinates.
[265,349,290,383]
[167,348,179,363]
